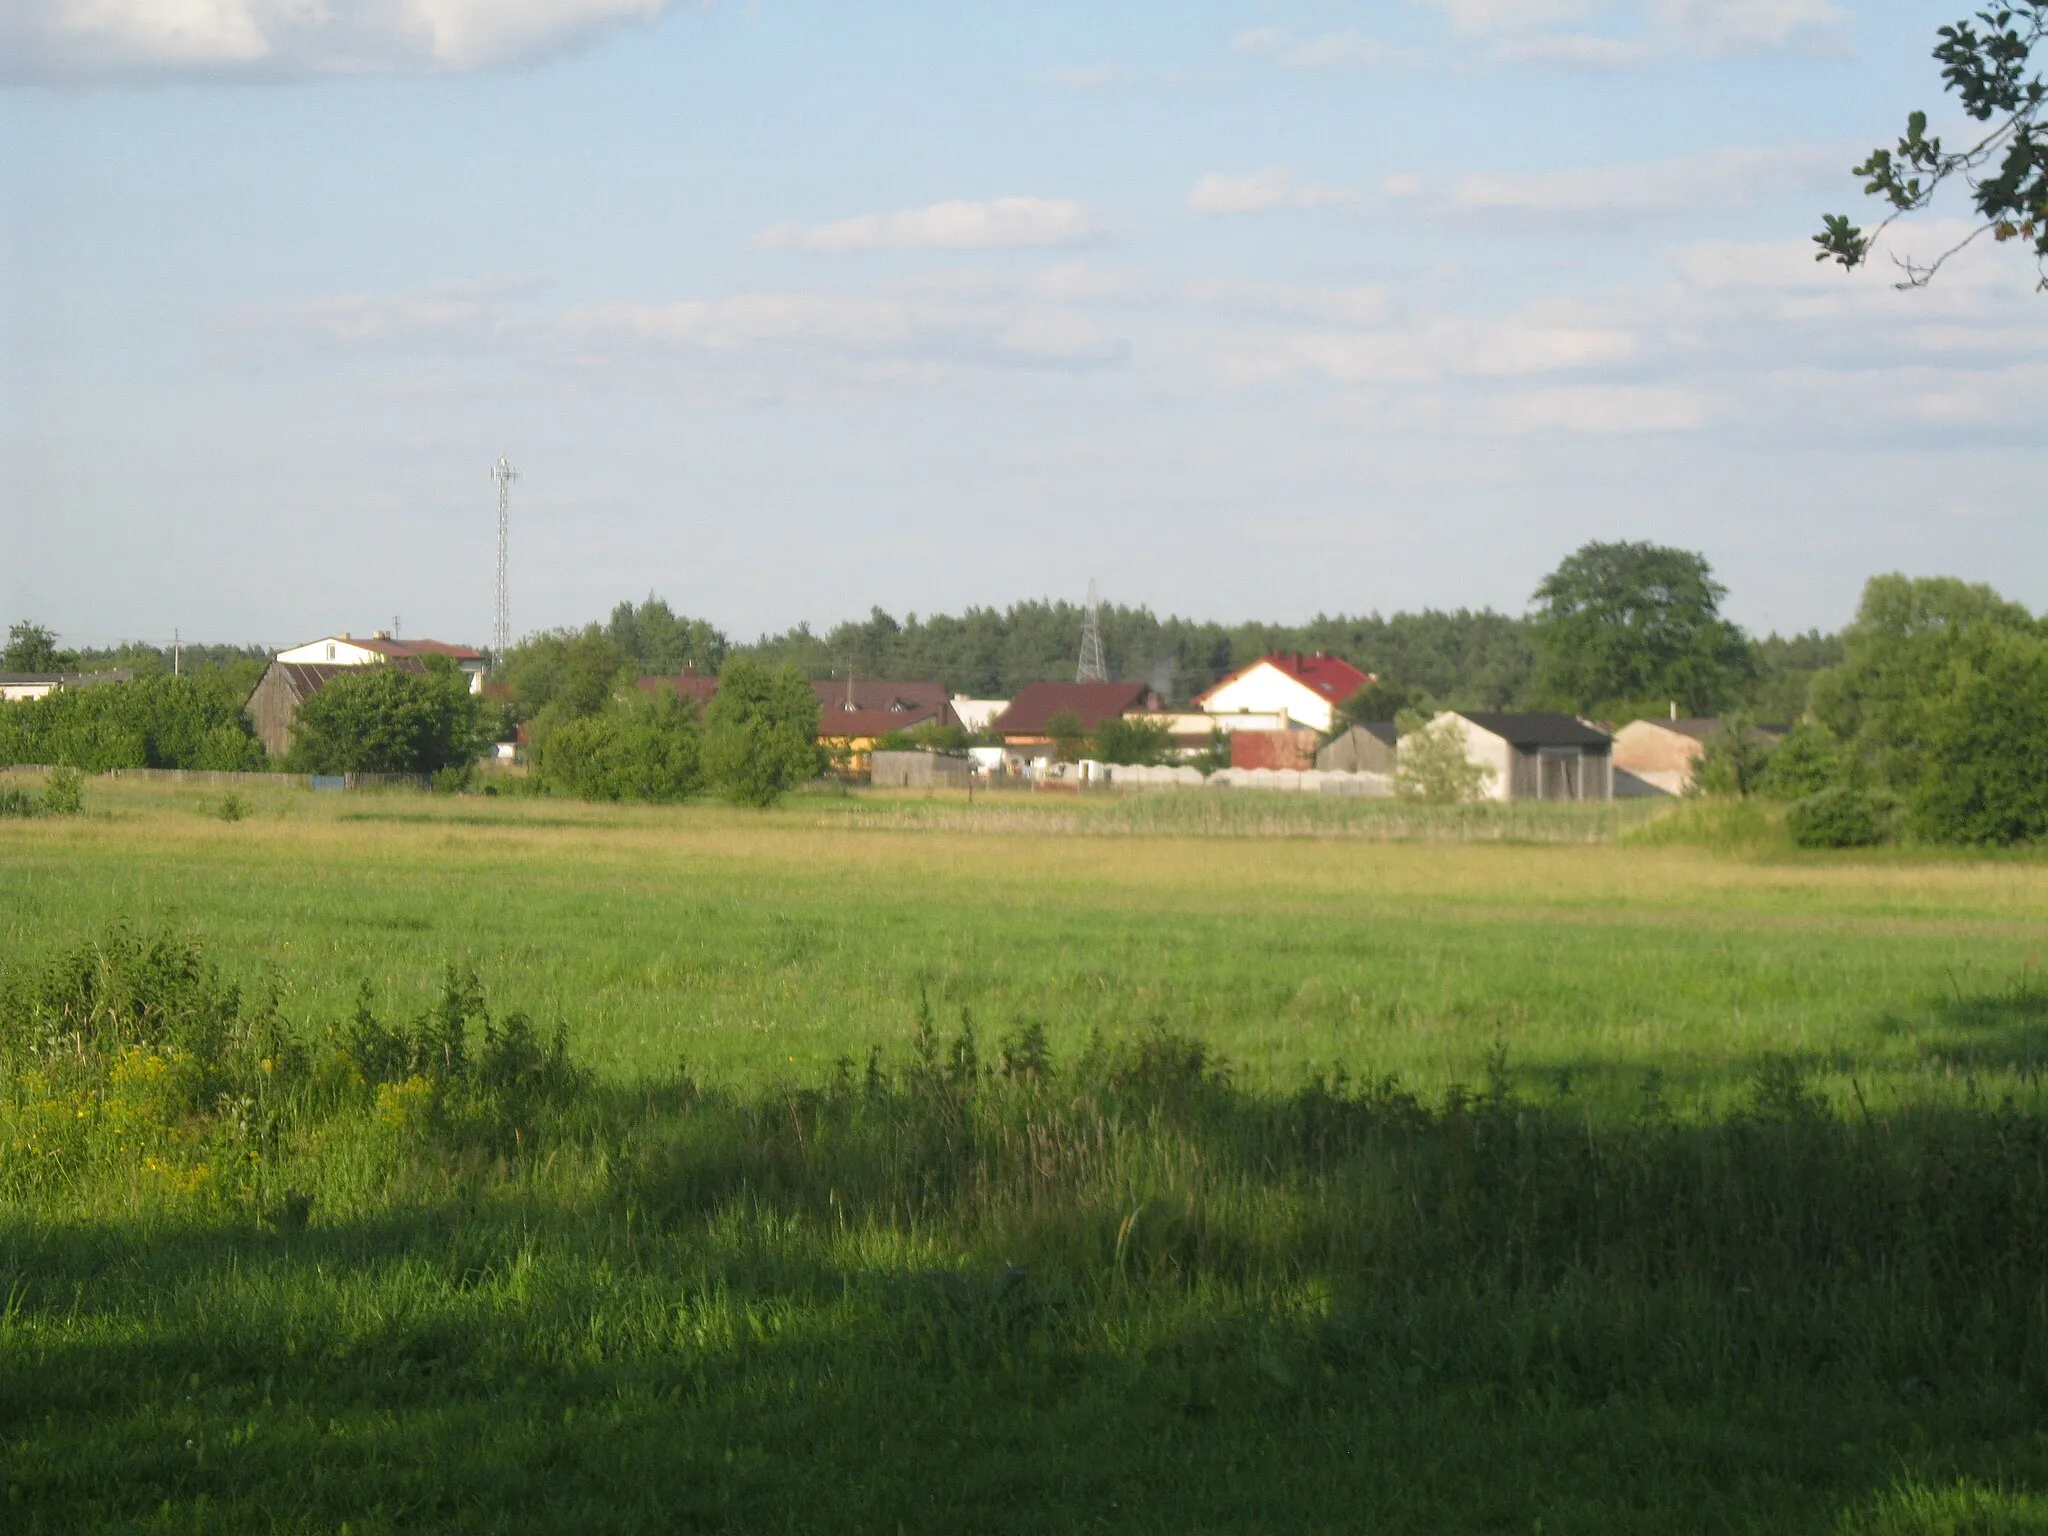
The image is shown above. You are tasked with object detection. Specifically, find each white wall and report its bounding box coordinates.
[1434,712,1512,801]
[1198,663,1336,732]
[276,637,385,666]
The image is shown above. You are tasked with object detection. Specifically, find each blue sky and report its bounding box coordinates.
[3,1,2042,649]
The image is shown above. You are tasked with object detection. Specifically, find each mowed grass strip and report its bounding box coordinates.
[3,779,2046,1107]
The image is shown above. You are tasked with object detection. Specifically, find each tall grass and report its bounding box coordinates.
[12,929,2048,1530]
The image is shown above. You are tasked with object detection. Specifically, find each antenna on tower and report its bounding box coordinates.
[1076,578,1107,683]
[491,456,519,656]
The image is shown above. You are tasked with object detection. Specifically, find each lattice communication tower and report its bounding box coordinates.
[1076,578,1107,683]
[491,456,519,655]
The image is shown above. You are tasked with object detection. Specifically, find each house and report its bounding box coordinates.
[1194,652,1372,735]
[245,657,426,759]
[1422,712,1614,801]
[811,680,960,771]
[1612,717,1787,796]
[1317,720,1399,774]
[275,632,487,693]
[950,697,1009,732]
[636,672,721,712]
[0,669,132,703]
[991,681,1164,751]
[871,749,971,788]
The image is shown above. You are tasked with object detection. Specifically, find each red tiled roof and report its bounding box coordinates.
[1195,652,1372,707]
[637,673,721,708]
[993,681,1157,737]
[344,637,484,663]
[810,679,955,722]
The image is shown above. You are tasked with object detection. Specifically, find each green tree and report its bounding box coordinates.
[1044,708,1088,764]
[499,630,631,722]
[1394,710,1492,804]
[874,721,971,754]
[5,622,67,674]
[1809,573,2039,792]
[1530,541,1753,715]
[1911,626,2048,843]
[1335,679,1423,730]
[536,692,702,803]
[1757,721,1846,801]
[288,662,491,775]
[0,674,263,772]
[701,659,821,806]
[1816,3,2048,288]
[604,595,728,676]
[1092,715,1174,766]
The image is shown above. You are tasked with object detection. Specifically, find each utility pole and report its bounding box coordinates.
[491,457,519,657]
[173,628,181,677]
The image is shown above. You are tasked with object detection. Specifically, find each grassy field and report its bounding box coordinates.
[8,776,2048,1532]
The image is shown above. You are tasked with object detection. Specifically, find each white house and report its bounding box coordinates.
[950,697,1009,732]
[1193,652,1372,735]
[1421,712,1615,801]
[0,669,132,703]
[274,632,487,693]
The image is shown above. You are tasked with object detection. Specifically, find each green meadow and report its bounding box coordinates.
[8,776,2048,1532]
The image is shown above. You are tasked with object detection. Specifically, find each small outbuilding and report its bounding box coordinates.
[870,749,971,788]
[1316,720,1399,774]
[1611,717,1786,796]
[1427,712,1615,801]
[245,657,425,759]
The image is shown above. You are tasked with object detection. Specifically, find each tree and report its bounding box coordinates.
[288,662,491,775]
[1092,715,1174,766]
[5,621,66,674]
[701,659,821,806]
[1808,573,2039,792]
[1044,708,1088,764]
[604,595,728,676]
[0,673,264,772]
[537,692,702,803]
[1910,626,2048,843]
[1816,3,2048,288]
[1393,710,1493,804]
[1530,541,1753,715]
[1335,679,1423,730]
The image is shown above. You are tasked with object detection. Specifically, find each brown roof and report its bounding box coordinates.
[993,681,1159,737]
[250,658,425,708]
[346,637,484,663]
[812,679,956,738]
[637,673,721,708]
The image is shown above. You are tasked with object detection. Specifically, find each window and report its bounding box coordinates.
[325,643,336,661]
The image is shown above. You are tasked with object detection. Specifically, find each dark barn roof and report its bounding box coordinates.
[1456,712,1612,749]
[994,681,1158,737]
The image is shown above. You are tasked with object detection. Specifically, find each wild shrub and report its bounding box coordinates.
[536,691,701,802]
[0,785,37,818]
[41,766,84,816]
[214,790,249,822]
[1788,786,1887,848]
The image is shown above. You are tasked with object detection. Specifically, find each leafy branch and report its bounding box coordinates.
[1815,3,2048,288]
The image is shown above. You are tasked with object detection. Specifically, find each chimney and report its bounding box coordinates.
[373,630,392,641]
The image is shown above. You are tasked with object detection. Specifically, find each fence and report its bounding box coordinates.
[100,767,432,791]
[1110,764,1395,797]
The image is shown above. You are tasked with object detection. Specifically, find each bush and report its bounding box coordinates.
[41,767,83,816]
[1787,787,1886,849]
[1394,710,1492,804]
[1092,715,1173,766]
[537,694,702,802]
[0,674,264,772]
[0,785,37,818]
[288,661,493,775]
[702,659,821,807]
[1757,720,1842,801]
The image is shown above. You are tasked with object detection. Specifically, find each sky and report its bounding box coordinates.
[2,0,2043,650]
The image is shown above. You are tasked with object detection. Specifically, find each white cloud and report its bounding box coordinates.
[1494,383,1708,432]
[1420,0,1598,36]
[219,270,1134,382]
[1188,168,1358,215]
[1491,32,1652,65]
[754,198,1105,254]
[1225,315,1635,385]
[1449,143,1843,216]
[1229,27,1410,70]
[1652,0,1849,54]
[1047,64,1118,90]
[0,0,673,79]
